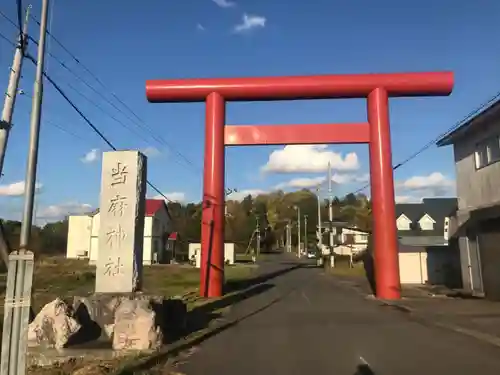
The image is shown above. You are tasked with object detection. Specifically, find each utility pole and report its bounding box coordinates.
[254,215,260,262]
[295,206,301,257]
[304,214,308,252]
[0,6,30,178]
[316,187,322,249]
[3,3,49,375]
[328,161,335,267]
[19,0,49,250]
[287,219,291,252]
[284,222,288,252]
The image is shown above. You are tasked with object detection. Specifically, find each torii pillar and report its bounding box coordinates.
[146,71,454,300]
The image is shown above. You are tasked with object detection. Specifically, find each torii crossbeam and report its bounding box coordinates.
[146,71,453,300]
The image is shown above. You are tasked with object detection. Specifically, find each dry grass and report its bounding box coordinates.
[0,256,256,348]
[327,262,367,277]
[1,257,258,374]
[0,256,255,310]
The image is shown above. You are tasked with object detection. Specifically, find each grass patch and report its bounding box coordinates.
[0,257,257,354]
[327,262,366,277]
[235,252,276,263]
[2,257,258,374]
[0,257,256,310]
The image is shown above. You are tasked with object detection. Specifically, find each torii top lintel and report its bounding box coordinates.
[146,72,453,103]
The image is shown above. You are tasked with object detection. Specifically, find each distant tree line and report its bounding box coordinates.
[0,190,371,257]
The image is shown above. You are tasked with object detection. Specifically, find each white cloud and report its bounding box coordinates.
[275,177,325,190]
[197,23,206,31]
[394,172,456,201]
[0,180,43,196]
[37,202,93,219]
[142,146,161,158]
[262,145,360,174]
[81,148,100,164]
[274,173,369,191]
[152,192,186,203]
[397,172,454,191]
[229,189,267,201]
[395,195,422,204]
[212,0,235,8]
[331,173,369,184]
[233,13,266,33]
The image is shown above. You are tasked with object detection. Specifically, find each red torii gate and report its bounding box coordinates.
[146,72,454,300]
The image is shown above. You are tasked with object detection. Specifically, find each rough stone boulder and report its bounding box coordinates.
[27,298,81,349]
[112,299,163,350]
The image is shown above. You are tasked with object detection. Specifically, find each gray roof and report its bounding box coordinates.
[436,97,500,147]
[396,197,457,238]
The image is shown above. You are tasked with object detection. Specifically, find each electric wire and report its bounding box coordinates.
[346,90,500,195]
[26,53,173,202]
[29,14,201,173]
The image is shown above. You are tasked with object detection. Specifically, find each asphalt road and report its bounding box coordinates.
[176,254,500,375]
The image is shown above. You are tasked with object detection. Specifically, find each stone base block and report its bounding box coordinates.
[71,293,187,348]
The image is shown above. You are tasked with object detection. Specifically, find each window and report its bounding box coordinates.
[475,136,500,169]
[396,215,411,230]
[418,214,435,231]
[419,219,434,231]
[357,234,368,242]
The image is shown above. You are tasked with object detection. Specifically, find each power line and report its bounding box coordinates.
[1,9,200,173]
[25,53,173,203]
[0,9,17,28]
[64,82,164,147]
[29,14,201,173]
[348,90,500,195]
[0,30,15,48]
[44,117,88,141]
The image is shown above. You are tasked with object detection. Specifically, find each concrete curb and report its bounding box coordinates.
[327,273,500,350]
[378,300,500,349]
[433,321,500,348]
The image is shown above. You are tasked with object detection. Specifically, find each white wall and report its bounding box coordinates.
[75,212,156,265]
[189,243,202,268]
[143,216,153,265]
[66,216,92,258]
[396,215,412,230]
[89,212,100,264]
[224,243,235,265]
[189,243,236,268]
[336,228,368,255]
[399,250,428,284]
[418,214,435,231]
[334,244,365,256]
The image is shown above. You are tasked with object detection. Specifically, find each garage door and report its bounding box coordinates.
[399,252,427,284]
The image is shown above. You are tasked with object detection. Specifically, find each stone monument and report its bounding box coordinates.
[26,150,188,357]
[95,150,147,293]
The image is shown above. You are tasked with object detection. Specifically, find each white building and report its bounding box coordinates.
[395,198,460,286]
[66,199,173,265]
[335,227,369,256]
[188,243,235,268]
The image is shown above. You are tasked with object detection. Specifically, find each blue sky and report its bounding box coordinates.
[0,0,499,222]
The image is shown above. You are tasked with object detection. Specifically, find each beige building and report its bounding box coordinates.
[66,199,173,265]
